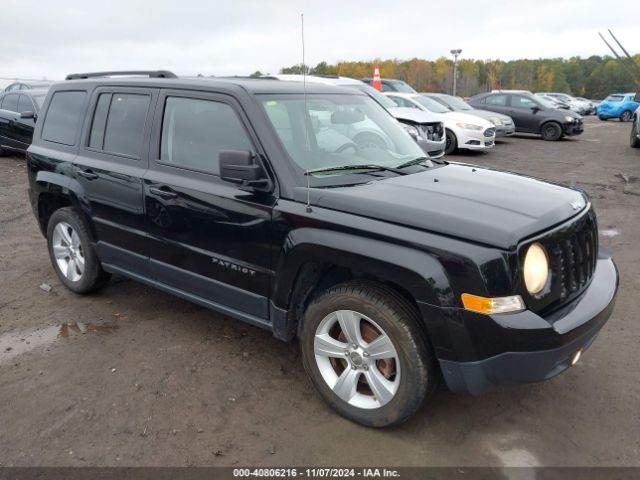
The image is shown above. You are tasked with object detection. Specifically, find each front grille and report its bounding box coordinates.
[551,217,597,300]
[420,122,444,141]
[521,207,598,314]
[483,128,495,137]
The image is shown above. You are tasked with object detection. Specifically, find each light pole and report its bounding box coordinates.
[450,49,462,96]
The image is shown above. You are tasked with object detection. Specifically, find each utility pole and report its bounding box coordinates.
[450,49,462,96]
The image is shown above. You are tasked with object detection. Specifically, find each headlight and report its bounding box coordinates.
[523,243,549,294]
[456,122,483,130]
[490,117,502,126]
[402,124,421,139]
[565,115,575,123]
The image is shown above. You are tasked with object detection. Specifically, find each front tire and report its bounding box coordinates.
[300,281,438,427]
[631,119,640,148]
[541,122,563,141]
[621,110,633,122]
[47,207,109,294]
[444,129,458,154]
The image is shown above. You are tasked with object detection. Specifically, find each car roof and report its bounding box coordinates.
[272,74,365,86]
[1,87,49,96]
[56,76,359,96]
[382,92,418,98]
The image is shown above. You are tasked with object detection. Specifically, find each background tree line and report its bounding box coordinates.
[271,55,640,99]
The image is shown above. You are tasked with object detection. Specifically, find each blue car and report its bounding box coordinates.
[597,92,639,122]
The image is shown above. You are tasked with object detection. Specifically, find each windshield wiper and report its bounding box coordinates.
[305,164,408,176]
[396,156,446,169]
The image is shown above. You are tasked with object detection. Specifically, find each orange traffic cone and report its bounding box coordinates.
[372,66,382,91]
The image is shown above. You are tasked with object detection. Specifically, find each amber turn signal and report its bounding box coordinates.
[461,293,525,315]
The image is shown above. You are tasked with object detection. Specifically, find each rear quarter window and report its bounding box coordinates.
[41,91,87,146]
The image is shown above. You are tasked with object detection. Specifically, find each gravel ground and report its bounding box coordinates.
[0,117,638,467]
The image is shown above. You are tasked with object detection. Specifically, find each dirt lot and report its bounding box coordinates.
[0,117,638,467]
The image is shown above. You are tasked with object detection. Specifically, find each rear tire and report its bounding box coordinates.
[541,122,563,141]
[46,207,109,294]
[598,116,607,121]
[621,110,632,122]
[300,281,438,427]
[444,129,458,154]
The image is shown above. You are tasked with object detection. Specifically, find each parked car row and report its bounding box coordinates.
[2,74,609,161]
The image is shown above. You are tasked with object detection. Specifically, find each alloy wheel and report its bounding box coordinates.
[51,222,85,282]
[314,310,401,409]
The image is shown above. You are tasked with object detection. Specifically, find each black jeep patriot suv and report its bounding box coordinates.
[27,71,618,427]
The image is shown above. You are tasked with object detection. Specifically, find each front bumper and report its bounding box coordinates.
[458,128,495,150]
[495,124,516,137]
[435,253,618,395]
[563,121,584,136]
[417,137,446,159]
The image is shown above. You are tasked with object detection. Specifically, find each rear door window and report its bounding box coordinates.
[485,94,507,106]
[88,93,151,158]
[41,91,87,146]
[2,94,19,112]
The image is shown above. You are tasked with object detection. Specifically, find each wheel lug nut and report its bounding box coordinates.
[363,365,369,371]
[351,365,357,370]
[352,344,358,349]
[344,351,350,356]
[363,351,369,357]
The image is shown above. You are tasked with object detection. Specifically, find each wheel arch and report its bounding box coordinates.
[271,228,453,341]
[34,171,95,240]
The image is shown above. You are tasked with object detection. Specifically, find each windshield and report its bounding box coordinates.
[535,96,557,109]
[436,94,473,111]
[389,80,417,93]
[414,95,450,113]
[260,94,427,179]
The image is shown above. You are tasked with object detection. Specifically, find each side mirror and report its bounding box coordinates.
[20,111,36,119]
[219,150,271,190]
[531,106,540,113]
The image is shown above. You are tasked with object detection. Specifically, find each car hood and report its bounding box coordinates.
[461,109,513,123]
[308,164,586,249]
[440,111,494,128]
[388,106,440,124]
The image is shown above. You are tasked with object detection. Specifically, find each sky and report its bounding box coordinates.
[0,0,638,81]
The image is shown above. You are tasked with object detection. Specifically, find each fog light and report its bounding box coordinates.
[571,349,582,366]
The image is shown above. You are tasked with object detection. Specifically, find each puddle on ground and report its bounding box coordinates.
[0,321,118,364]
[600,229,620,238]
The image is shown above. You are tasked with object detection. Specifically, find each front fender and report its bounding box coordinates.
[272,227,454,309]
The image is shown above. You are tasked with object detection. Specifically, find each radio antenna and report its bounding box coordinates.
[302,12,312,213]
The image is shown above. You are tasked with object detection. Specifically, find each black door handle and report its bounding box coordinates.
[77,169,99,180]
[149,186,178,199]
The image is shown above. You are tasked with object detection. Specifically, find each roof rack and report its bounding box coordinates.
[65,70,177,80]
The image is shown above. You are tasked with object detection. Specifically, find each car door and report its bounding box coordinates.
[508,95,540,133]
[13,94,37,148]
[74,87,157,277]
[143,90,276,325]
[0,93,20,150]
